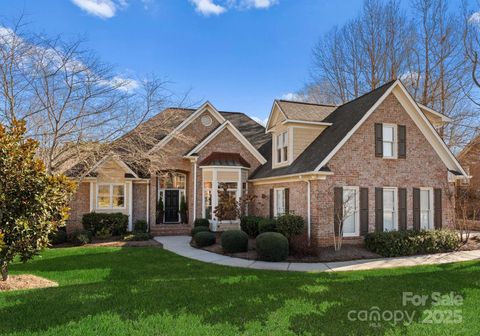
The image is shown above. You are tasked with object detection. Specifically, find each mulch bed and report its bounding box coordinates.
[458,235,480,251]
[0,275,58,292]
[194,236,382,263]
[53,238,162,248]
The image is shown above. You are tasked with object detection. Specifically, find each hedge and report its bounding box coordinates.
[194,218,210,227]
[258,218,277,234]
[276,214,304,239]
[194,231,216,247]
[134,219,148,233]
[256,232,289,262]
[221,230,249,253]
[82,212,128,236]
[191,226,210,236]
[240,216,262,237]
[364,230,460,257]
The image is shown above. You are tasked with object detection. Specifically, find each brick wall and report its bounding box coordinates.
[132,183,148,225]
[67,181,90,233]
[309,93,455,246]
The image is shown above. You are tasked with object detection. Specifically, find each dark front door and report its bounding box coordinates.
[164,190,180,223]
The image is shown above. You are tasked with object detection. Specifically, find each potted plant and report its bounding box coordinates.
[180,195,188,224]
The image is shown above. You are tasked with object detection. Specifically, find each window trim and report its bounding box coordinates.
[275,130,289,164]
[96,183,126,210]
[274,187,286,217]
[419,187,434,230]
[342,186,360,237]
[382,187,398,232]
[382,123,397,159]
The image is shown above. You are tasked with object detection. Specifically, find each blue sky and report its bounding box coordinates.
[0,0,377,122]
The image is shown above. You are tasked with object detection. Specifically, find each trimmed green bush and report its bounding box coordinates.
[256,232,289,262]
[365,230,460,257]
[68,230,93,246]
[49,228,67,245]
[194,218,210,227]
[276,214,304,239]
[258,218,277,234]
[194,231,216,247]
[82,212,128,236]
[240,216,262,237]
[134,219,148,233]
[123,233,152,241]
[221,230,249,253]
[191,226,210,236]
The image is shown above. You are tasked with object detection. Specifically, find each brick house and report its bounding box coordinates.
[66,80,468,246]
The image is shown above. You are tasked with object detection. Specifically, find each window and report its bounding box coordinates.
[383,188,397,231]
[383,124,396,158]
[274,188,286,216]
[420,188,433,229]
[276,131,288,163]
[97,184,125,209]
[342,187,359,237]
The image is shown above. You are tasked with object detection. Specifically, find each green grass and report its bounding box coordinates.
[1,247,480,335]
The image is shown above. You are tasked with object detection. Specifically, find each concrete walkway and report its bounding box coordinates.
[154,236,480,272]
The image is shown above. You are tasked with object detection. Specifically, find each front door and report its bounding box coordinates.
[164,190,180,223]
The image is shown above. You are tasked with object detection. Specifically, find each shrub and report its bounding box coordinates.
[123,233,152,241]
[95,227,112,240]
[276,214,305,239]
[258,218,277,234]
[194,231,216,247]
[365,230,460,257]
[82,212,128,236]
[221,230,249,253]
[256,232,289,262]
[194,218,210,227]
[134,219,148,233]
[49,228,67,245]
[191,226,210,236]
[240,216,262,237]
[69,230,92,246]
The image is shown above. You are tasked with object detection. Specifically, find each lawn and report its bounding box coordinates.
[1,247,479,335]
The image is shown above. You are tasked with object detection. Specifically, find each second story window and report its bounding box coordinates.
[276,131,288,163]
[382,124,396,158]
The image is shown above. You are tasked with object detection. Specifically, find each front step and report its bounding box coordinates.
[150,224,191,236]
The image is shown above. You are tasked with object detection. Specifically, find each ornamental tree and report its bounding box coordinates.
[0,120,75,281]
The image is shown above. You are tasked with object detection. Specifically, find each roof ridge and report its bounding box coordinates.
[277,99,337,107]
[337,79,397,108]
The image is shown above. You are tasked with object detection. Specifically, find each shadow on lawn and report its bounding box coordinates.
[1,247,479,335]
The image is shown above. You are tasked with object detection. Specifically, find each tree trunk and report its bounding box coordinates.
[1,262,8,281]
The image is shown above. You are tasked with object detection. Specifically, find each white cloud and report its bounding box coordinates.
[71,0,128,19]
[190,0,278,16]
[190,0,226,16]
[469,12,480,26]
[240,0,278,9]
[281,92,301,101]
[250,116,269,127]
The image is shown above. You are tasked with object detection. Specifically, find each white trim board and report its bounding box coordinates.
[313,80,468,177]
[184,121,267,165]
[148,101,226,154]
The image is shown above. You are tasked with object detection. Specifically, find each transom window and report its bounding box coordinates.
[276,131,288,163]
[383,124,396,158]
[420,188,433,229]
[342,187,359,237]
[97,184,125,209]
[274,188,286,216]
[383,188,397,231]
[160,172,186,189]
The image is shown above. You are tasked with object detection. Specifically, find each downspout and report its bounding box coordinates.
[300,175,311,243]
[192,157,198,222]
[146,183,150,231]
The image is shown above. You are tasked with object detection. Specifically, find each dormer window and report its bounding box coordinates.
[276,131,288,163]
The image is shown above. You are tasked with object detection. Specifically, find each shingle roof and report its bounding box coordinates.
[251,80,396,179]
[199,152,251,168]
[221,112,270,149]
[276,100,336,122]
